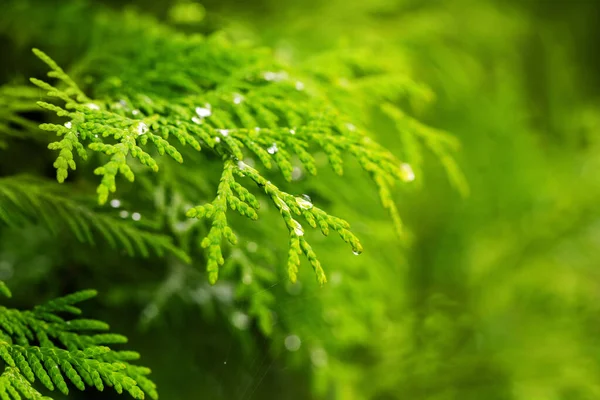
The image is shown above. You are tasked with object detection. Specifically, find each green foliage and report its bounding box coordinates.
[0,287,156,400]
[0,176,188,262]
[0,85,48,149]
[28,13,441,285]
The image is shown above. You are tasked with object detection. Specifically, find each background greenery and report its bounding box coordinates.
[1,0,599,399]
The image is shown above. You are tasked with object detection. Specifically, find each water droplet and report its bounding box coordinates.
[64,121,72,129]
[264,71,289,82]
[192,116,202,124]
[274,196,290,212]
[141,304,159,321]
[233,93,244,104]
[137,122,148,136]
[242,274,253,285]
[330,271,342,285]
[291,167,303,181]
[353,250,362,256]
[230,311,250,330]
[346,123,356,131]
[237,160,248,170]
[119,99,128,107]
[295,81,304,90]
[132,212,142,221]
[94,134,99,138]
[218,129,229,136]
[254,127,261,132]
[267,143,278,154]
[119,210,129,219]
[212,283,234,303]
[400,163,415,182]
[110,199,121,208]
[295,196,313,210]
[310,348,328,367]
[301,194,312,202]
[195,106,212,118]
[214,137,221,143]
[284,335,301,351]
[132,109,140,116]
[290,129,296,135]
[246,241,258,253]
[292,220,304,236]
[86,103,100,110]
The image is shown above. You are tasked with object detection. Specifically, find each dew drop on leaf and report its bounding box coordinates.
[292,220,304,236]
[274,196,290,212]
[233,93,244,104]
[137,122,148,135]
[295,196,313,210]
[195,106,211,118]
[267,143,278,154]
[399,163,415,182]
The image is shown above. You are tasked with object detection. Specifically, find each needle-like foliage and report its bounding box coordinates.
[0,285,156,400]
[27,11,457,285]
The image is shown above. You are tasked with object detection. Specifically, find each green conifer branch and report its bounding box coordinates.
[0,176,189,262]
[0,288,156,400]
[27,13,462,285]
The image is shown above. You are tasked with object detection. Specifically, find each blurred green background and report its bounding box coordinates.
[1,0,600,399]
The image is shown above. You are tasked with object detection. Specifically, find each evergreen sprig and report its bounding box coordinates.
[0,176,189,262]
[27,13,461,285]
[0,286,156,400]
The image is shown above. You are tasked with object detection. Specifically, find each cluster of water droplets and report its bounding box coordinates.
[111,199,141,221]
